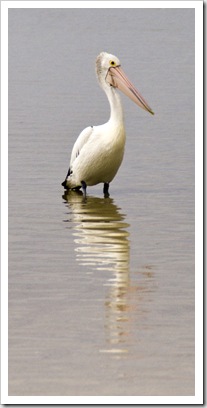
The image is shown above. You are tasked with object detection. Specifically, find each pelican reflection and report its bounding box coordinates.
[62,192,156,356]
[63,191,130,273]
[63,191,131,350]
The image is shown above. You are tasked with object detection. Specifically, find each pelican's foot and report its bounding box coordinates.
[103,183,110,198]
[81,180,87,198]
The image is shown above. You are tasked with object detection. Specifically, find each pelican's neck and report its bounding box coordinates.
[105,85,125,125]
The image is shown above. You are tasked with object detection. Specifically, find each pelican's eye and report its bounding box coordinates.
[109,60,116,67]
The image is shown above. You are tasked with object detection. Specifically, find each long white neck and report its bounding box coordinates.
[104,84,125,125]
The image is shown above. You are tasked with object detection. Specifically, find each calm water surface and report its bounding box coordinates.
[8,8,195,396]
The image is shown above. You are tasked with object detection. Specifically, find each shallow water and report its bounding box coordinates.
[8,7,195,396]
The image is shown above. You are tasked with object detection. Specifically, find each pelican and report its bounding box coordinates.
[62,52,154,197]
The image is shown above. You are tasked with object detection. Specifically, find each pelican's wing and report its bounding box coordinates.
[62,126,94,186]
[70,126,93,167]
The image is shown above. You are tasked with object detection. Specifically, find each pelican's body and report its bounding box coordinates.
[62,52,154,197]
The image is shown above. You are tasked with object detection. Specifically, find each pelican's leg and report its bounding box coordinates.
[103,182,110,198]
[81,180,87,198]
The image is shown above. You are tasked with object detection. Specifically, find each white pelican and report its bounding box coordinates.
[62,52,154,197]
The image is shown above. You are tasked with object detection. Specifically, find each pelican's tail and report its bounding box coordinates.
[61,179,82,191]
[61,179,68,188]
[62,167,72,189]
[61,169,81,191]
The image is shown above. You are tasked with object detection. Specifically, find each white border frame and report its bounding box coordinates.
[1,1,203,404]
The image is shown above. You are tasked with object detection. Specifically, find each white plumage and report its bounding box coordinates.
[62,52,154,197]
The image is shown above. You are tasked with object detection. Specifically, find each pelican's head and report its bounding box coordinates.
[96,52,154,115]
